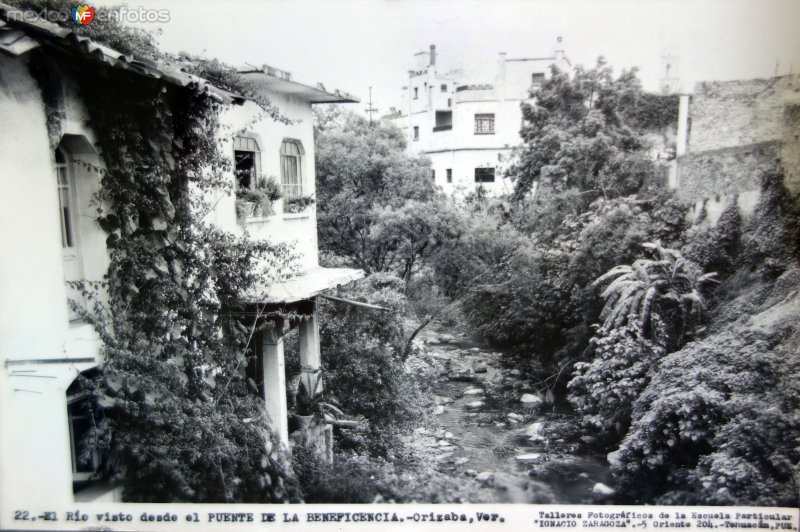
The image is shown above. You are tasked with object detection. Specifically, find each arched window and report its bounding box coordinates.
[280,140,304,199]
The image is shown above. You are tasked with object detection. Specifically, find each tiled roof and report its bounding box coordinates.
[0,2,244,104]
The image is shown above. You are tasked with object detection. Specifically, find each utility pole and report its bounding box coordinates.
[366,86,378,125]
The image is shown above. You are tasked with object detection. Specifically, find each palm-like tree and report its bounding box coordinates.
[592,241,717,348]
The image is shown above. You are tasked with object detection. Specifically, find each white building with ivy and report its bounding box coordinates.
[0,5,360,509]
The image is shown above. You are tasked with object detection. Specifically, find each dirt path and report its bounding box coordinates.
[406,324,613,504]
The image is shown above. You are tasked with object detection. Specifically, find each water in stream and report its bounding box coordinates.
[410,326,613,504]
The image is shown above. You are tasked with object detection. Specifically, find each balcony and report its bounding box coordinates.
[432,125,452,132]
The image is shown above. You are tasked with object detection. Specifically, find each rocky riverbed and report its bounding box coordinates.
[405,325,614,504]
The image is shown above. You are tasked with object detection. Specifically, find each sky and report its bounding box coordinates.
[95,0,800,116]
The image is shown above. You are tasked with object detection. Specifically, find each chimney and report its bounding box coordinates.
[496,52,507,82]
[554,36,565,61]
[429,45,436,67]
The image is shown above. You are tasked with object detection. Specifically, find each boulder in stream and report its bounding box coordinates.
[433,405,445,415]
[463,388,484,396]
[515,453,544,464]
[463,400,485,410]
[449,370,475,382]
[520,393,543,405]
[525,422,544,437]
[592,482,616,497]
[475,471,494,485]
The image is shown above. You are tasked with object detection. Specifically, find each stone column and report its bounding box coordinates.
[261,326,288,447]
[297,304,333,462]
[298,306,321,392]
[298,311,320,366]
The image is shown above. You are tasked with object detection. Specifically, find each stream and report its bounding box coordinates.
[407,325,613,504]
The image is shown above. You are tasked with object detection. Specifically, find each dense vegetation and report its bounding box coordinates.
[315,60,799,505]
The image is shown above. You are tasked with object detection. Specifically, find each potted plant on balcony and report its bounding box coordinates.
[235,188,262,219]
[235,176,283,220]
[289,370,344,431]
[284,194,315,214]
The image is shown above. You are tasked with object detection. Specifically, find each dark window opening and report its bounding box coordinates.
[413,126,419,141]
[432,169,436,180]
[433,111,453,132]
[474,167,495,183]
[531,72,545,85]
[235,150,256,189]
[234,135,261,190]
[413,87,419,99]
[67,369,106,493]
[446,168,452,183]
[440,84,447,92]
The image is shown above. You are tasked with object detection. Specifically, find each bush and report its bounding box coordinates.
[610,268,800,505]
[568,321,665,445]
[741,168,800,278]
[683,196,742,278]
[319,274,429,459]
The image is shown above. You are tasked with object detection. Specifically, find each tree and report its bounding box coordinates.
[315,111,455,285]
[509,58,670,202]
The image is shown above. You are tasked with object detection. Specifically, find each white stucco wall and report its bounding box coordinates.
[0,53,99,512]
[208,96,320,273]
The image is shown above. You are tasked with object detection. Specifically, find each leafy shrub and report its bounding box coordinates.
[683,196,742,278]
[611,268,800,506]
[568,321,665,445]
[319,274,429,459]
[292,434,474,503]
[741,168,800,278]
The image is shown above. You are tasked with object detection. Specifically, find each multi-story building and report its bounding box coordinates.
[0,5,360,509]
[384,40,570,196]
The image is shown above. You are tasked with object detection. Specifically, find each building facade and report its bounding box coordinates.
[384,41,570,196]
[0,6,360,509]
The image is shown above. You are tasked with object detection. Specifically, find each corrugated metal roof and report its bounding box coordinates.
[0,2,244,104]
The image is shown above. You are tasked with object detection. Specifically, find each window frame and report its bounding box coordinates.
[446,168,453,183]
[280,139,305,199]
[413,126,419,141]
[474,113,495,135]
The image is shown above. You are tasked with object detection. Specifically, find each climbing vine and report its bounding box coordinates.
[19,11,305,499]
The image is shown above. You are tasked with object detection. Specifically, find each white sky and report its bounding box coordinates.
[96,0,800,115]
